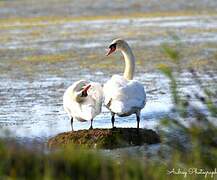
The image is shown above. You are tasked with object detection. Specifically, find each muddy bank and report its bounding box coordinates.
[48,128,160,149]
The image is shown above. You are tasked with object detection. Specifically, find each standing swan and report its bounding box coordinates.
[63,80,103,130]
[104,39,146,129]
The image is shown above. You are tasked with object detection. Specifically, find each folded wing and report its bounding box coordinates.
[103,75,146,115]
[63,81,103,121]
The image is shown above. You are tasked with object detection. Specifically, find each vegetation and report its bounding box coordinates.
[48,128,160,149]
[0,0,216,178]
[0,43,216,179]
[1,11,217,29]
[23,54,72,63]
[158,41,217,173]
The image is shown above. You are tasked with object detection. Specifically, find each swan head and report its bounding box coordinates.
[72,80,91,102]
[106,39,128,56]
[80,84,91,97]
[77,84,91,102]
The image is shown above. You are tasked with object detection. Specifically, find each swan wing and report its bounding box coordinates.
[88,82,103,106]
[103,75,146,115]
[87,82,104,116]
[63,81,103,121]
[63,86,83,120]
[103,75,127,105]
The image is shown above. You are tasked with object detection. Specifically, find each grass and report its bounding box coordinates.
[48,128,160,149]
[0,2,216,174]
[0,51,79,78]
[0,10,217,29]
[0,132,216,180]
[0,41,217,179]
[0,35,12,43]
[23,54,72,63]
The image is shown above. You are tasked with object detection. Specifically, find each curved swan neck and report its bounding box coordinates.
[72,90,85,103]
[121,44,135,80]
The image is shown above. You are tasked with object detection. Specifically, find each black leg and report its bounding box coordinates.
[89,119,93,130]
[71,117,74,131]
[136,114,140,130]
[111,113,115,128]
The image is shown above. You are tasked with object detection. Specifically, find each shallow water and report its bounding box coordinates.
[0,72,172,140]
[0,13,217,142]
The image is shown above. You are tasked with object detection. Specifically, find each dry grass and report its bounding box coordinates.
[0,11,217,29]
[23,54,72,63]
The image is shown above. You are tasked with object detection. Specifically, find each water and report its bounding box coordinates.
[0,71,172,140]
[0,13,217,142]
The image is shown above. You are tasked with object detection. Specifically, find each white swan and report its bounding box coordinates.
[103,39,146,129]
[63,80,103,130]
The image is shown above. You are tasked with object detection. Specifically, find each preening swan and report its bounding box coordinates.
[104,39,146,129]
[63,80,103,130]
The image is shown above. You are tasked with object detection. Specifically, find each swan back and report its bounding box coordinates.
[63,81,103,121]
[87,82,104,116]
[103,75,146,115]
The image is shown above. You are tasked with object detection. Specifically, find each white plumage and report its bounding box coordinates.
[104,75,146,116]
[63,80,103,130]
[104,39,146,129]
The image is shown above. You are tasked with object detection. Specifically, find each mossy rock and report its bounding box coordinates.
[48,128,160,149]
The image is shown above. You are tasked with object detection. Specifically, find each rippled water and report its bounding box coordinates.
[0,72,172,140]
[0,14,217,142]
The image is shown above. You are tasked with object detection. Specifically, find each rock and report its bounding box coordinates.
[47,128,160,149]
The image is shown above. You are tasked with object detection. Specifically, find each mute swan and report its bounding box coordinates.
[63,80,103,130]
[104,39,146,129]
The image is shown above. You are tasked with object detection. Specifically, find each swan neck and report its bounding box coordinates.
[121,45,135,80]
[73,91,83,103]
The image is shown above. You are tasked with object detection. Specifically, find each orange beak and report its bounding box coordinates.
[106,46,116,56]
[82,84,91,94]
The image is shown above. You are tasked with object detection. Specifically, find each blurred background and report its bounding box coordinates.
[0,0,217,143]
[0,1,217,179]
